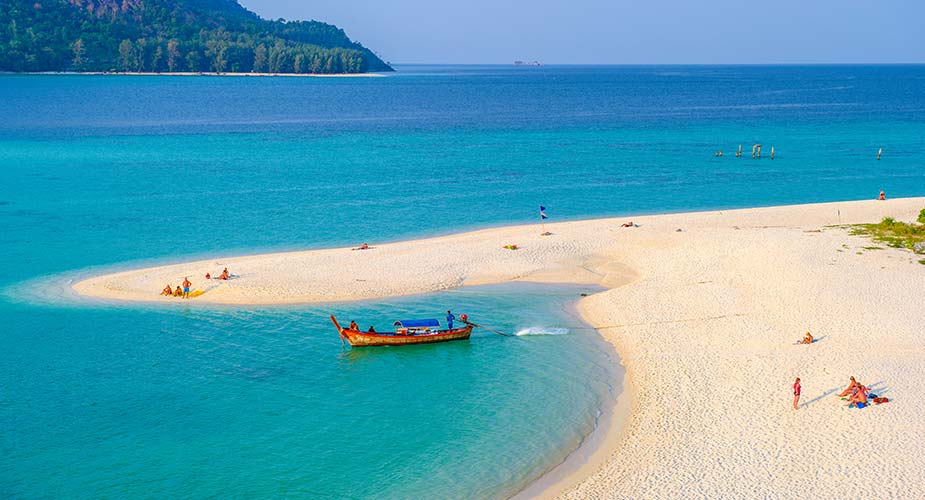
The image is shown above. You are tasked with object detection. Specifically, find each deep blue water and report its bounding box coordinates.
[1,65,924,498]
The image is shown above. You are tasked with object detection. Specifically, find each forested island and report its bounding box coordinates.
[0,0,392,74]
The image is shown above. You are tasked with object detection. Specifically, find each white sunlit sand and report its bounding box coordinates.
[73,198,925,499]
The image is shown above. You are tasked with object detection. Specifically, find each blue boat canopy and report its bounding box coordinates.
[393,319,440,328]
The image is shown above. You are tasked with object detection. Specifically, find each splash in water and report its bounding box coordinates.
[515,327,570,336]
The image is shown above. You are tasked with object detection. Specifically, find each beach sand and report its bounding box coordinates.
[73,198,925,499]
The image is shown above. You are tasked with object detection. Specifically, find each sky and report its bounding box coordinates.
[238,0,922,65]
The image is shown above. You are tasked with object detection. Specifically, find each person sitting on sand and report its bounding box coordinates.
[205,273,211,280]
[349,320,359,331]
[219,268,230,280]
[878,190,886,201]
[161,284,173,296]
[367,326,377,333]
[848,383,869,406]
[838,376,859,397]
[174,286,183,297]
[801,332,814,344]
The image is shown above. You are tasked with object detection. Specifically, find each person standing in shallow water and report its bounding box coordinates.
[793,377,801,410]
[446,310,455,330]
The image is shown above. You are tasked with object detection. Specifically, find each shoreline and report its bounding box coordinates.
[68,198,925,499]
[6,71,389,78]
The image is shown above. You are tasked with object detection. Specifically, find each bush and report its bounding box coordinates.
[918,208,925,225]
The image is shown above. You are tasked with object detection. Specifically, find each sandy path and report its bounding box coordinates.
[72,198,925,499]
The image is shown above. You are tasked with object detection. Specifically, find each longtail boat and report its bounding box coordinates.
[331,315,472,347]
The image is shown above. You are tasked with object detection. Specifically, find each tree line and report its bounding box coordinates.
[0,0,390,74]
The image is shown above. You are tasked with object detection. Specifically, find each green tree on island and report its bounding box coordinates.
[0,0,391,74]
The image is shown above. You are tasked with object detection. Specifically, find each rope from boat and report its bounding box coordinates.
[464,321,512,337]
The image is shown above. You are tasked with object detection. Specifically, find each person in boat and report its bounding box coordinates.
[837,376,859,397]
[173,285,183,297]
[219,268,230,280]
[801,332,814,344]
[161,284,173,296]
[349,320,359,331]
[367,326,377,333]
[182,277,192,299]
[446,310,455,330]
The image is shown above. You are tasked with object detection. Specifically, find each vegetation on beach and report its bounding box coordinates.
[0,0,392,74]
[848,209,925,252]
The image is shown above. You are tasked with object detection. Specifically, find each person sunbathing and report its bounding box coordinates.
[837,376,859,397]
[352,243,370,251]
[173,286,183,297]
[161,284,173,296]
[621,222,635,228]
[847,384,869,406]
[219,268,230,280]
[801,332,814,344]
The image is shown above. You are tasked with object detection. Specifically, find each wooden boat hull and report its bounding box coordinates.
[340,325,473,347]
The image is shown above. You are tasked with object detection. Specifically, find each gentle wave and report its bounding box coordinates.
[515,327,570,336]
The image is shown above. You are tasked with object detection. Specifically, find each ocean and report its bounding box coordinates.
[1,65,924,498]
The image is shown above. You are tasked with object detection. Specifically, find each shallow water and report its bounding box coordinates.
[2,65,924,498]
[1,283,615,499]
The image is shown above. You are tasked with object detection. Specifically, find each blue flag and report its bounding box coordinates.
[539,206,548,220]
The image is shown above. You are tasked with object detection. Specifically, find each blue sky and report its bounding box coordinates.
[239,0,922,65]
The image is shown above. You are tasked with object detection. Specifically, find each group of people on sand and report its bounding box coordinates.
[161,277,192,299]
[792,332,889,409]
[793,374,888,410]
[205,267,230,280]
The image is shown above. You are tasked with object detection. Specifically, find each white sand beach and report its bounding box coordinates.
[73,198,925,499]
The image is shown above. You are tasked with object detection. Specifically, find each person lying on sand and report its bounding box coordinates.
[620,222,637,228]
[801,332,814,344]
[503,244,518,250]
[219,268,230,280]
[352,243,370,251]
[161,284,173,296]
[838,376,859,397]
[173,286,183,297]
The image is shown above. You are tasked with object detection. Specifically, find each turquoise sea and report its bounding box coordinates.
[2,65,925,498]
